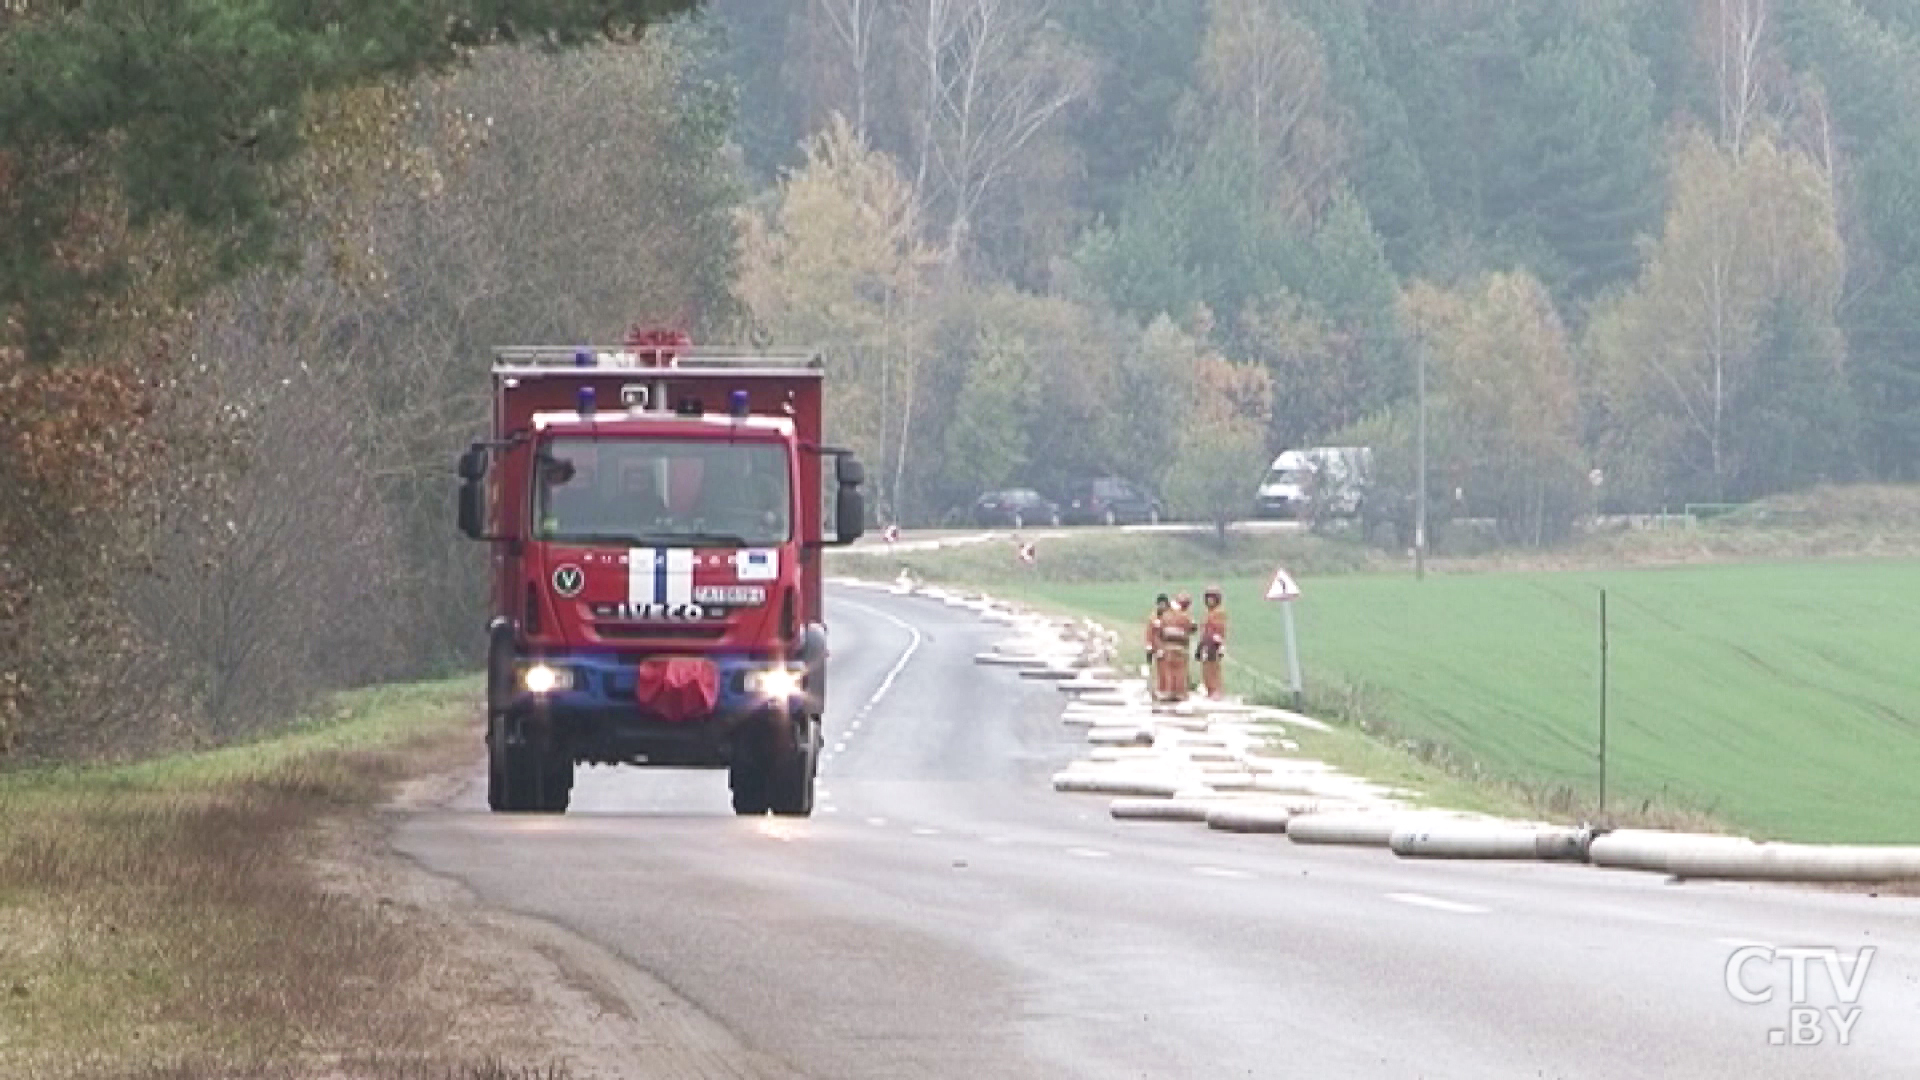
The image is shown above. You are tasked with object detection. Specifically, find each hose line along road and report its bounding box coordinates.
[393,588,1920,1079]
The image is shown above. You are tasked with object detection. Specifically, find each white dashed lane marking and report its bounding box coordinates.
[836,599,925,723]
[1192,866,1254,880]
[1067,847,1111,859]
[1385,892,1489,915]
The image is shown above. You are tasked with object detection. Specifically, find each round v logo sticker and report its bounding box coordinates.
[552,565,584,597]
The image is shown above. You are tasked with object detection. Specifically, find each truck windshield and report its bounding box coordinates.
[533,437,793,547]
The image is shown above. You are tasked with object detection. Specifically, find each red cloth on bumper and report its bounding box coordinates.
[635,657,719,722]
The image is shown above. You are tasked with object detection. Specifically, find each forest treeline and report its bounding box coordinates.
[716,0,1920,541]
[4,0,1918,758]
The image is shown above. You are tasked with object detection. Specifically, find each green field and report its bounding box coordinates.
[1031,561,1920,843]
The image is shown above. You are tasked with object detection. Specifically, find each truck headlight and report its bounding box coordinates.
[520,663,573,694]
[746,666,805,699]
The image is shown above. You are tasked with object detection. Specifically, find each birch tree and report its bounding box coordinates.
[898,0,1094,264]
[818,0,886,142]
[1587,130,1844,503]
[1703,0,1772,154]
[739,115,933,517]
[1191,0,1346,222]
[1164,349,1273,547]
[1406,271,1588,544]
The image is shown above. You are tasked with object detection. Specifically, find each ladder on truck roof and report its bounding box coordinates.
[492,345,823,374]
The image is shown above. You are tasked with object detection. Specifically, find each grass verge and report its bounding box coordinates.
[0,676,568,1080]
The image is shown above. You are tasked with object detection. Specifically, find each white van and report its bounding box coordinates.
[1255,447,1372,519]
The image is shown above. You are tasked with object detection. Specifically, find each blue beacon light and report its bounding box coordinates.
[574,349,594,367]
[576,386,596,415]
[728,389,751,418]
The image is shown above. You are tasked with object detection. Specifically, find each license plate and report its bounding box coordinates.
[693,584,766,606]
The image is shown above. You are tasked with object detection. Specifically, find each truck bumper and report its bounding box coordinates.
[503,650,814,768]
[515,700,776,767]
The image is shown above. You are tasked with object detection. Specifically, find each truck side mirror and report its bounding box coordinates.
[458,443,489,481]
[457,480,486,540]
[834,486,866,545]
[835,456,865,488]
[831,454,866,545]
[456,443,490,540]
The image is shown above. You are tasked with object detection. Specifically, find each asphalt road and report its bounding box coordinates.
[392,587,1920,1079]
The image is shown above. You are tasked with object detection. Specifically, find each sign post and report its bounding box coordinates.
[1598,588,1609,820]
[1265,566,1304,710]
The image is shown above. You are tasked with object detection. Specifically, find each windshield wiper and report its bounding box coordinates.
[544,531,756,549]
[628,531,751,548]
[543,532,654,548]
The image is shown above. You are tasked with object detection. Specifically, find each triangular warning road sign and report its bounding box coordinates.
[1265,565,1300,601]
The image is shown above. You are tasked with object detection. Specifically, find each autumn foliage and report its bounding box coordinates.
[0,3,703,762]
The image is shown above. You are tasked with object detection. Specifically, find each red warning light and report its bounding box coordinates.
[624,325,692,368]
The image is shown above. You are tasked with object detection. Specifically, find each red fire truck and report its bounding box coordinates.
[455,330,866,816]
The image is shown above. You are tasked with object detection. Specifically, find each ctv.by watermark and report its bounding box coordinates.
[1725,945,1875,1047]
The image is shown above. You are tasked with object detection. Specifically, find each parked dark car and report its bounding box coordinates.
[1059,476,1163,526]
[970,488,1061,527]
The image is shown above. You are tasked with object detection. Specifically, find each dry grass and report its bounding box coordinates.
[0,678,571,1080]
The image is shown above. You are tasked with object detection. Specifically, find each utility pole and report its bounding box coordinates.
[1414,338,1428,581]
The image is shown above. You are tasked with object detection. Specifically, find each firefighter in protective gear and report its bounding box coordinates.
[1145,593,1171,692]
[1157,592,1196,702]
[1196,585,1228,699]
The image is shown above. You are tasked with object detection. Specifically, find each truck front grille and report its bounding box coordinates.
[592,623,728,641]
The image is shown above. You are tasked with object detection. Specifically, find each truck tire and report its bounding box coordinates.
[729,731,771,815]
[540,757,573,812]
[488,737,534,811]
[487,713,568,814]
[769,714,821,817]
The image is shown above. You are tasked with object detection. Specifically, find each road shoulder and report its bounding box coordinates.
[370,769,807,1080]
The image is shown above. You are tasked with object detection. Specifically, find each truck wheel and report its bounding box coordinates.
[487,713,566,813]
[769,714,820,817]
[488,740,537,811]
[540,756,573,813]
[490,747,558,813]
[729,732,771,815]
